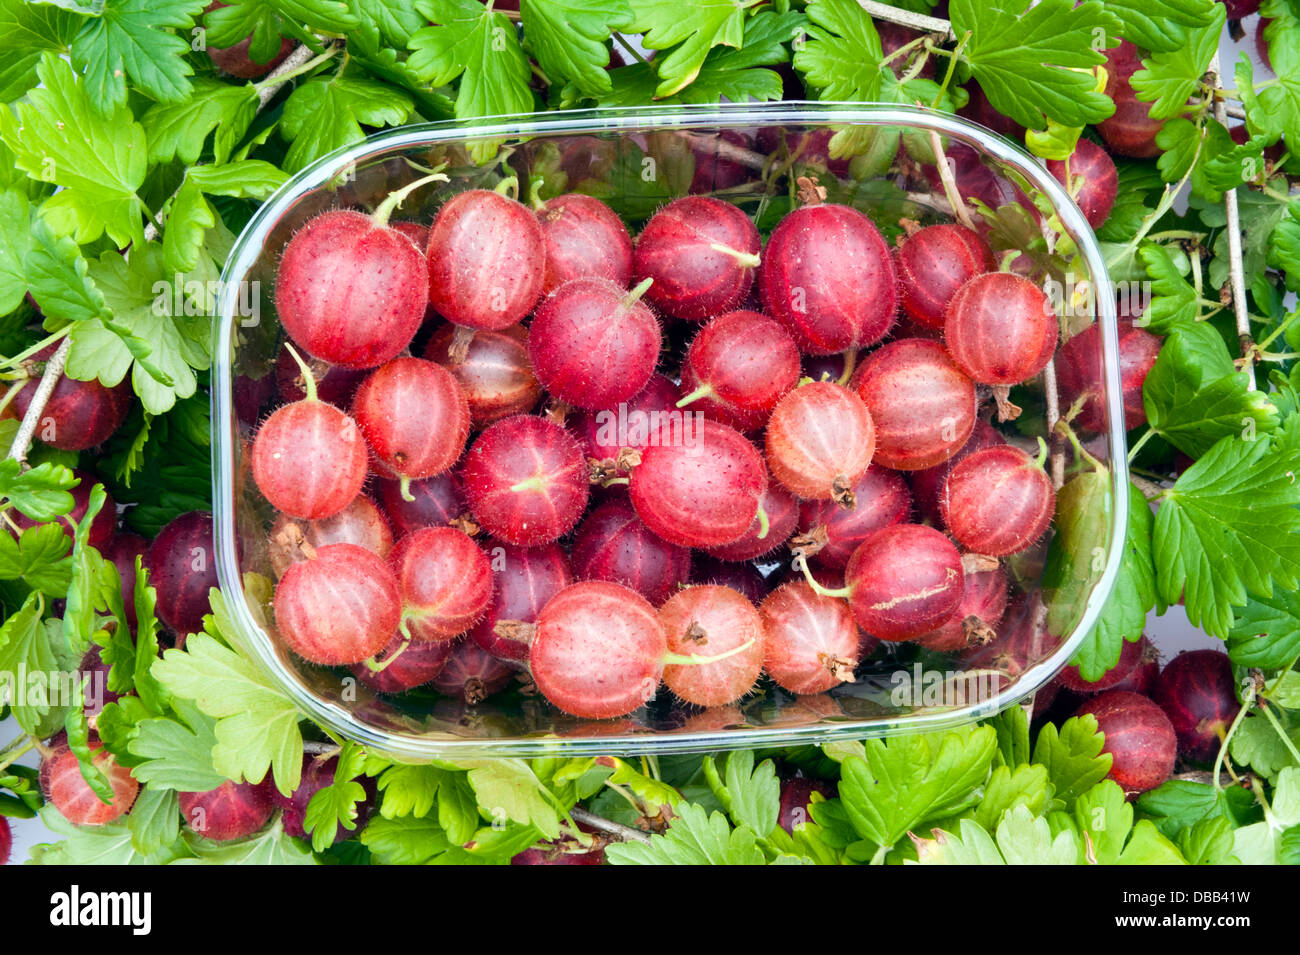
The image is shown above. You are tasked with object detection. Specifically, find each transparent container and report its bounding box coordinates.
[212,102,1128,759]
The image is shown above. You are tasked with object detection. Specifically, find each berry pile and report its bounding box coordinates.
[238,164,1086,723]
[1034,641,1243,796]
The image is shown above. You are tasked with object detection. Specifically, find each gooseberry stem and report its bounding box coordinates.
[371,168,449,229]
[676,383,713,408]
[709,243,761,269]
[621,276,654,310]
[494,175,520,200]
[283,343,318,404]
[794,554,851,599]
[661,637,757,667]
[364,637,411,674]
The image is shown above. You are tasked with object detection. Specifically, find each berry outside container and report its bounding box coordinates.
[212,102,1129,759]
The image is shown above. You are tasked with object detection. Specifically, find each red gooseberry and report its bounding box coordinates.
[852,339,976,471]
[760,202,898,354]
[273,542,402,665]
[462,415,590,546]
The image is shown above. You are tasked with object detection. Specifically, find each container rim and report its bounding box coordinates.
[212,100,1129,758]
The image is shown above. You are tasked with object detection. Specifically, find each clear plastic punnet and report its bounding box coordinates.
[212,102,1129,759]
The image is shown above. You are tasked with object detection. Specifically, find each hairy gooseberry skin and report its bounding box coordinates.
[633,196,761,320]
[629,419,765,549]
[432,638,516,703]
[426,189,546,331]
[378,472,466,538]
[760,581,859,694]
[706,479,799,562]
[1046,139,1119,229]
[273,542,402,665]
[179,780,275,842]
[797,465,911,569]
[471,542,572,663]
[760,203,898,354]
[353,632,453,694]
[895,225,994,330]
[251,398,368,520]
[425,323,542,425]
[269,494,394,577]
[1076,690,1177,794]
[844,524,964,641]
[679,311,801,431]
[570,499,691,605]
[913,567,1008,652]
[41,743,138,826]
[676,364,764,433]
[1255,17,1273,73]
[660,586,766,707]
[945,273,1059,386]
[1153,649,1242,765]
[352,357,469,483]
[940,445,1055,556]
[1111,642,1161,696]
[536,193,633,295]
[1058,634,1156,694]
[527,277,662,410]
[530,581,667,719]
[12,345,131,450]
[1098,39,1164,159]
[391,526,493,642]
[462,416,590,546]
[853,339,977,471]
[276,210,427,368]
[145,511,219,637]
[764,382,876,501]
[0,816,8,865]
[1055,319,1162,433]
[390,220,429,252]
[908,418,1006,525]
